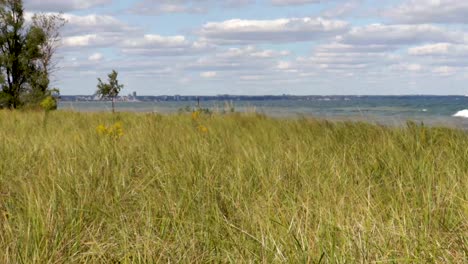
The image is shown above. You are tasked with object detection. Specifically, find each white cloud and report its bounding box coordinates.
[433,66,457,76]
[390,63,423,72]
[61,14,137,37]
[88,53,104,61]
[277,61,292,69]
[39,0,468,95]
[408,43,468,56]
[120,35,212,56]
[388,0,468,24]
[131,0,333,14]
[24,0,111,12]
[131,0,252,15]
[239,75,266,81]
[133,3,204,15]
[315,43,397,53]
[320,0,363,18]
[186,46,290,72]
[63,35,100,47]
[218,46,290,58]
[50,13,140,50]
[270,0,321,5]
[404,43,468,71]
[406,64,422,71]
[123,35,189,48]
[200,71,217,78]
[339,24,466,46]
[199,17,349,44]
[296,51,393,72]
[62,34,122,48]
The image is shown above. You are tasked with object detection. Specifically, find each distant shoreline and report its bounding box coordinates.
[58,94,468,103]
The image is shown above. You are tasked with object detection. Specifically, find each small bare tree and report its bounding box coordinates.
[32,12,66,89]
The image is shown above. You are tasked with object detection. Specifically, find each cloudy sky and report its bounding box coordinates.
[24,0,468,95]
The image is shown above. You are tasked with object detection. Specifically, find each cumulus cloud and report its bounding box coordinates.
[131,0,331,14]
[185,46,290,73]
[270,0,321,5]
[338,24,466,46]
[131,0,253,15]
[200,71,217,78]
[123,35,189,48]
[62,34,108,48]
[24,0,111,12]
[390,63,423,72]
[199,17,349,44]
[295,47,395,73]
[44,0,468,95]
[387,0,468,24]
[315,43,397,53]
[54,13,140,50]
[407,43,468,68]
[132,2,204,15]
[433,66,458,76]
[407,43,468,56]
[120,35,212,56]
[61,14,137,37]
[88,53,104,61]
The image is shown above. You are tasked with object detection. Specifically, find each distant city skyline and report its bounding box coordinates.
[23,0,468,96]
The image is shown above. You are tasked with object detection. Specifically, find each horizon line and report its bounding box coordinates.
[59,94,468,97]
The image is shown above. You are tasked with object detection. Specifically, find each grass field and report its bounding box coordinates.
[0,110,467,263]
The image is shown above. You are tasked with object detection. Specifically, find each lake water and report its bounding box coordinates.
[59,96,468,129]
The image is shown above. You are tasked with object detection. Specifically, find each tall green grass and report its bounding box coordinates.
[0,111,467,263]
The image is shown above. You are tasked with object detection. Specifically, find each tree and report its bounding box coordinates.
[31,13,66,92]
[96,70,124,113]
[0,0,65,109]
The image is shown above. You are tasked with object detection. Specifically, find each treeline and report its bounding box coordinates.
[0,0,65,109]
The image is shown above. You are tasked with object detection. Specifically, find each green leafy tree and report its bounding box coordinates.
[96,70,124,113]
[0,0,65,109]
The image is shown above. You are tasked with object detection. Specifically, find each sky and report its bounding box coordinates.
[22,0,468,95]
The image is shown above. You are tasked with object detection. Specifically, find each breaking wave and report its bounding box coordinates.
[453,109,468,118]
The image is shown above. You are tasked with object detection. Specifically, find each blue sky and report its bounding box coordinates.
[23,0,468,95]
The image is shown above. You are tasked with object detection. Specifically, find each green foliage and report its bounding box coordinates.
[39,96,57,111]
[0,112,467,262]
[96,70,124,112]
[96,70,124,99]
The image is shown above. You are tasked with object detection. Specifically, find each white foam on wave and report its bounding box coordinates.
[453,109,468,118]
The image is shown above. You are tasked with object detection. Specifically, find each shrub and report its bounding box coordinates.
[40,96,57,111]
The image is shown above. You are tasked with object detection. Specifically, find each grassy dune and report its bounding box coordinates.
[0,111,467,263]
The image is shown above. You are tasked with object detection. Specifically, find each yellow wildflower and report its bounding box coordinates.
[109,122,124,139]
[113,121,123,130]
[96,124,108,135]
[192,111,200,121]
[197,125,208,133]
[96,122,124,139]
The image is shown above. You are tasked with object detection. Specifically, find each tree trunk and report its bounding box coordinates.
[112,98,115,113]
